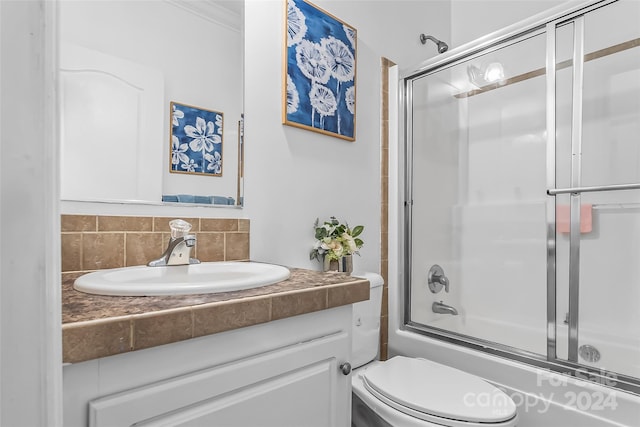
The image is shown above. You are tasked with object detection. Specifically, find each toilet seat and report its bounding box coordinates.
[360,356,517,427]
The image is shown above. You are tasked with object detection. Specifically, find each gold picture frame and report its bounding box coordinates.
[283,0,357,141]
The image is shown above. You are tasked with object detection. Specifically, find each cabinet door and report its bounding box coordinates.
[137,358,339,427]
[89,330,351,427]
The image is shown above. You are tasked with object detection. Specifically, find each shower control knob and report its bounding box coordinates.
[339,362,352,375]
[428,264,450,293]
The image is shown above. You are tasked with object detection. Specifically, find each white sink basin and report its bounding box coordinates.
[73,261,291,296]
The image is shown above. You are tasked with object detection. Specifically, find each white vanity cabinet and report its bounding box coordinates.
[63,306,352,427]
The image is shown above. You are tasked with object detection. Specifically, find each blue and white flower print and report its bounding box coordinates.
[171,135,189,166]
[285,0,356,140]
[287,0,307,47]
[287,74,300,114]
[172,104,184,126]
[170,102,223,176]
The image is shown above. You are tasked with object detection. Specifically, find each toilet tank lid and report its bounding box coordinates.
[352,272,384,289]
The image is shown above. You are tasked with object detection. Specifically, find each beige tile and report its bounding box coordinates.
[61,233,82,272]
[200,218,238,232]
[238,219,250,232]
[381,268,388,290]
[62,318,132,363]
[381,204,389,231]
[193,298,271,337]
[381,146,389,178]
[379,342,388,362]
[380,230,388,261]
[82,233,125,270]
[125,233,164,267]
[133,309,193,350]
[381,178,388,202]
[381,117,389,143]
[98,216,153,232]
[271,288,327,320]
[61,215,96,232]
[380,55,390,366]
[381,286,388,316]
[154,217,200,232]
[195,232,225,262]
[381,59,389,76]
[225,232,250,261]
[379,315,389,360]
[327,281,369,308]
[382,57,396,68]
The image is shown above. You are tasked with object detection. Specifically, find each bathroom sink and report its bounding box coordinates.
[73,261,291,296]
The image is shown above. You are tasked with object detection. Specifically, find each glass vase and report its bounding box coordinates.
[323,254,353,274]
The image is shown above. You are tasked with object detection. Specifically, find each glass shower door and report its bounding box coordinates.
[554,0,640,381]
[405,0,640,393]
[406,31,549,355]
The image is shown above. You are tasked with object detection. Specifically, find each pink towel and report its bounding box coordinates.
[556,204,592,233]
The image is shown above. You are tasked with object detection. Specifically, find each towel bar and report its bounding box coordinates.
[547,182,640,195]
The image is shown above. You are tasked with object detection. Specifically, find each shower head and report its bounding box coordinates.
[420,34,449,54]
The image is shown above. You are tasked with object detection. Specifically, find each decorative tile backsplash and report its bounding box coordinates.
[379,57,394,360]
[61,215,250,277]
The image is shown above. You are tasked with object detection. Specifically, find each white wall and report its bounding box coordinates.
[1,1,62,425]
[244,0,451,272]
[450,0,574,47]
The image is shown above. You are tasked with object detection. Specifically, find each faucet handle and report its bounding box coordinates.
[169,219,193,239]
[439,275,450,293]
[428,264,450,293]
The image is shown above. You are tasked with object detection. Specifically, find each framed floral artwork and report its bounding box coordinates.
[283,0,357,141]
[170,101,223,176]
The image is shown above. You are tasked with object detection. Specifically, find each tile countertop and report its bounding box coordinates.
[62,268,370,364]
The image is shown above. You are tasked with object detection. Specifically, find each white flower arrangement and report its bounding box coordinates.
[310,217,364,262]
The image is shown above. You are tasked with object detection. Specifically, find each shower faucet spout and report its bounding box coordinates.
[432,301,458,315]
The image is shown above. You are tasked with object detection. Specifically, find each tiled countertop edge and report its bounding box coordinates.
[62,277,370,364]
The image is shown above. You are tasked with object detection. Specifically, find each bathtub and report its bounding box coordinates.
[389,317,640,426]
[428,314,640,379]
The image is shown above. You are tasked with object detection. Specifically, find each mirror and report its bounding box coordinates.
[59,0,244,207]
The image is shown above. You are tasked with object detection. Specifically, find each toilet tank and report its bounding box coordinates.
[351,272,384,368]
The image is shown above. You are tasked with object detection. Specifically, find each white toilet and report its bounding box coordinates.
[351,273,518,427]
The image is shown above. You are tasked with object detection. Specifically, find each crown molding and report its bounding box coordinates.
[165,0,242,32]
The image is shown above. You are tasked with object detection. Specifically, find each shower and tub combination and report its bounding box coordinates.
[390,0,640,425]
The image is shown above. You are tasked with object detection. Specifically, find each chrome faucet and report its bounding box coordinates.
[432,301,458,315]
[148,219,200,267]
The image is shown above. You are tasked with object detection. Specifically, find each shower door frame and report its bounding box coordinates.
[401,0,640,395]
